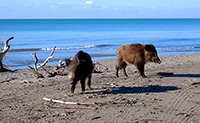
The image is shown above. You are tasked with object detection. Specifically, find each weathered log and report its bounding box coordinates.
[0,37,14,72]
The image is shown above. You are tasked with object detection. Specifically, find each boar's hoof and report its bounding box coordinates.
[71,89,75,93]
[141,75,147,78]
[89,87,93,90]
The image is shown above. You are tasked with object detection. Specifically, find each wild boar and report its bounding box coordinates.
[65,51,93,93]
[116,43,161,78]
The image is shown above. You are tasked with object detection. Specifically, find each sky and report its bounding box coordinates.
[0,0,200,19]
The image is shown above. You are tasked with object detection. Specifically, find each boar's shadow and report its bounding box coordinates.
[159,74,200,78]
[85,85,180,95]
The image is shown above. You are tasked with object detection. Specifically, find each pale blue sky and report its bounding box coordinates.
[0,0,200,19]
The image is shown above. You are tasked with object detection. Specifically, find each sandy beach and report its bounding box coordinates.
[0,53,200,123]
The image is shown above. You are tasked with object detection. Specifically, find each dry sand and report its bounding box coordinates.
[0,53,200,123]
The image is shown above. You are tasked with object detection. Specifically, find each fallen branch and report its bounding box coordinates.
[31,53,38,71]
[176,112,200,117]
[39,64,53,75]
[39,61,68,77]
[26,52,44,78]
[25,61,44,78]
[37,46,56,69]
[1,77,17,83]
[43,97,125,106]
[25,46,57,78]
[46,104,94,110]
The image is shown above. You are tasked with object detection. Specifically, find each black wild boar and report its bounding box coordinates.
[116,43,161,78]
[65,51,93,93]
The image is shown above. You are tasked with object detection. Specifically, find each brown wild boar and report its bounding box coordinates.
[65,51,93,93]
[116,43,161,78]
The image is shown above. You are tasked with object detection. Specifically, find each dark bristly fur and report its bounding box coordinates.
[65,51,93,93]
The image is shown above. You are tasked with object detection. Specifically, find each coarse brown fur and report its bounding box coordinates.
[116,43,161,78]
[65,51,93,93]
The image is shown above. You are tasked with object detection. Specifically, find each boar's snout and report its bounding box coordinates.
[152,56,161,64]
[155,57,161,64]
[157,60,161,64]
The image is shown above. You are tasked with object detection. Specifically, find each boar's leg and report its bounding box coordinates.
[116,61,128,77]
[80,77,86,94]
[115,63,121,77]
[116,67,120,77]
[116,56,123,77]
[71,79,79,93]
[87,74,93,90]
[136,63,146,78]
[122,62,128,77]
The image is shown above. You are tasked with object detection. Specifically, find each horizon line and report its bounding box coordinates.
[0,17,200,20]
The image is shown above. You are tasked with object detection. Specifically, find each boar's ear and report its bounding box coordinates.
[145,44,153,51]
[65,59,71,66]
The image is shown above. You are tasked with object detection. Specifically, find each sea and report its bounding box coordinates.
[0,19,200,70]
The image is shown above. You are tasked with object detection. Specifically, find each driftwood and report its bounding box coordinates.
[39,62,67,77]
[93,61,108,73]
[25,61,44,78]
[0,37,14,72]
[46,104,94,110]
[25,45,109,78]
[25,46,56,78]
[37,46,56,69]
[31,53,39,71]
[25,46,67,78]
[43,97,125,106]
[43,97,125,111]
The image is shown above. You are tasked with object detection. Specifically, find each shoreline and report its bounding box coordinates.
[0,53,200,122]
[7,52,200,70]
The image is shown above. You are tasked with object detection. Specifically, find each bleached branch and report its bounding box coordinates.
[43,97,125,105]
[37,46,56,69]
[0,37,14,71]
[31,53,38,71]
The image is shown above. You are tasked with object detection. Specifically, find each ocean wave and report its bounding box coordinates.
[9,48,41,52]
[41,44,110,51]
[157,46,200,50]
[167,38,200,41]
[8,44,110,52]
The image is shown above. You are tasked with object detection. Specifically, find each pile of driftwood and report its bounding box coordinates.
[0,37,108,79]
[24,46,68,78]
[24,45,109,78]
[25,47,108,78]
